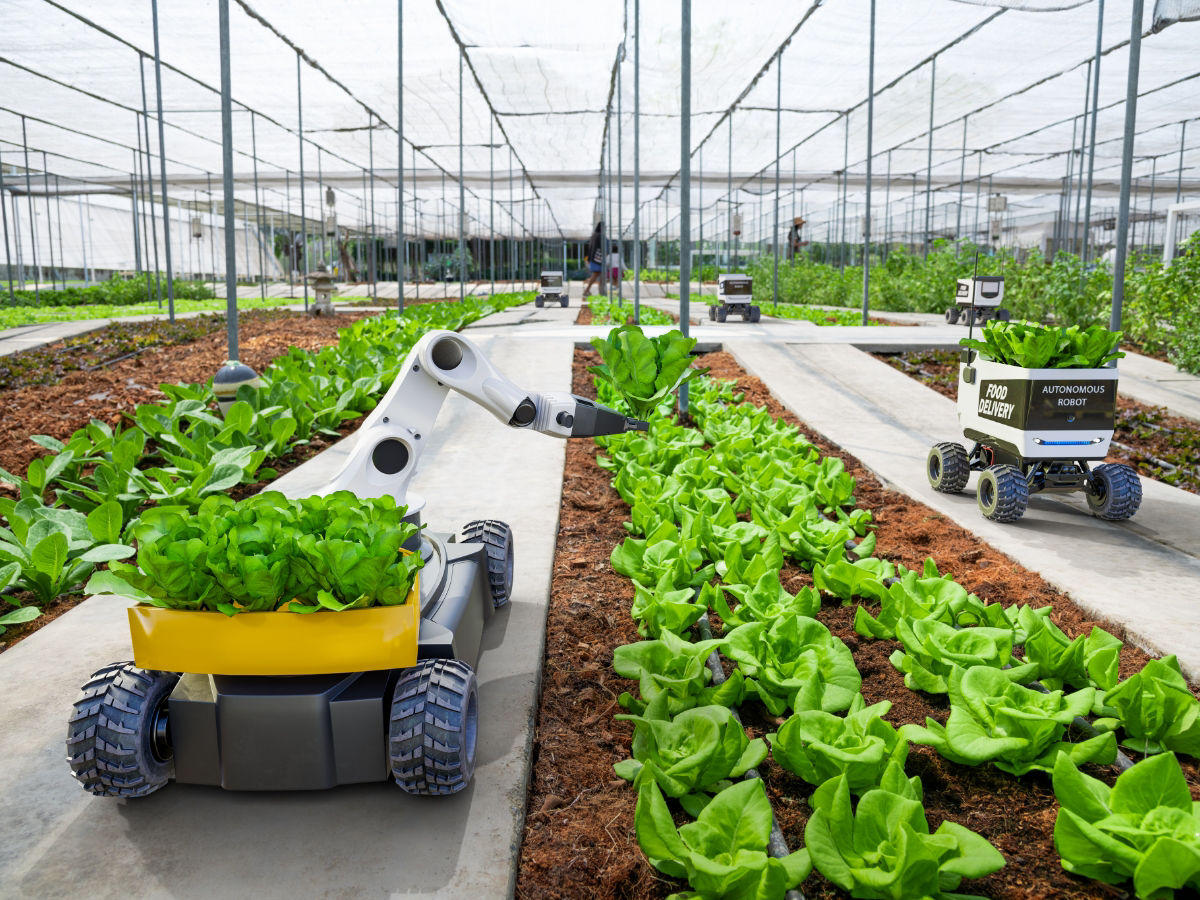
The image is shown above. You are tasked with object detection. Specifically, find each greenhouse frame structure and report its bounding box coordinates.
[1,0,1199,334]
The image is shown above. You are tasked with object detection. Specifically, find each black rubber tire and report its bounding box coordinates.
[748,306,761,323]
[389,659,478,796]
[715,306,728,323]
[67,662,178,798]
[1087,463,1142,520]
[964,308,980,327]
[996,308,1012,322]
[461,519,515,608]
[976,464,1029,523]
[927,442,971,493]
[707,304,716,321]
[534,297,544,308]
[945,307,961,324]
[560,296,569,307]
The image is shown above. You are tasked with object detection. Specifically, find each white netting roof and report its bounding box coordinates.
[0,0,1197,257]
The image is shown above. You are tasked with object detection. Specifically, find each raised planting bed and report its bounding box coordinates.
[877,348,1200,495]
[577,297,681,327]
[515,347,1200,900]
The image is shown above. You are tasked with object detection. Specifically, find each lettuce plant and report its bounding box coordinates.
[767,695,909,794]
[612,628,744,716]
[889,618,1038,695]
[1052,751,1200,898]
[589,325,708,419]
[711,572,821,629]
[960,320,1124,368]
[812,556,895,603]
[853,559,995,640]
[635,778,811,899]
[1100,655,1200,757]
[1016,606,1122,692]
[629,574,709,638]
[902,665,1116,776]
[722,614,861,716]
[805,767,1005,900]
[614,694,767,803]
[610,520,716,591]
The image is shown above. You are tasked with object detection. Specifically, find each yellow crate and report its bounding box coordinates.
[128,575,420,676]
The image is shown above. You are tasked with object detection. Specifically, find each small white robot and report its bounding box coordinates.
[709,273,760,323]
[945,275,1010,326]
[535,271,569,308]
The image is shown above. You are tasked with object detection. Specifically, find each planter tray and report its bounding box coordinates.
[128,576,420,676]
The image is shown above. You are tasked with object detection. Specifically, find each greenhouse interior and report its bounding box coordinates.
[2,1,1199,898]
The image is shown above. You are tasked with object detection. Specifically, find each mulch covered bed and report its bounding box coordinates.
[516,348,1200,900]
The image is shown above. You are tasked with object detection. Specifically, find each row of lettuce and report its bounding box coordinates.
[0,293,531,637]
[588,327,1200,898]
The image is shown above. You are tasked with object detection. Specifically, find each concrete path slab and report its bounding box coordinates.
[1116,351,1200,422]
[0,320,572,899]
[726,340,1200,679]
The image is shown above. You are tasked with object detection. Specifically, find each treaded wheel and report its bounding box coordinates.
[67,662,178,798]
[461,519,515,608]
[945,307,961,324]
[976,464,1029,523]
[964,308,980,326]
[748,306,761,323]
[927,442,970,493]
[1087,463,1142,521]
[535,296,544,308]
[996,308,1012,321]
[715,306,728,323]
[560,296,569,307]
[389,659,478,795]
[707,305,716,321]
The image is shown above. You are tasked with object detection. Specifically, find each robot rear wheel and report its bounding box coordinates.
[1086,463,1142,521]
[976,464,1029,523]
[927,442,970,493]
[461,519,515,607]
[389,659,478,795]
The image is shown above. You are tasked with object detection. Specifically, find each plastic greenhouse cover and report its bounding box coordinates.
[0,0,1196,248]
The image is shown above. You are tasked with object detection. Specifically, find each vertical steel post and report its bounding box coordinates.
[862,0,876,325]
[699,145,704,293]
[219,0,239,360]
[458,48,466,301]
[617,48,624,301]
[1082,0,1104,268]
[840,114,849,268]
[772,51,781,307]
[1147,155,1158,252]
[0,152,12,302]
[251,111,265,296]
[42,155,57,290]
[398,0,405,312]
[1074,59,1093,256]
[727,116,732,270]
[956,115,967,240]
[297,53,309,311]
[285,170,294,290]
[77,193,88,288]
[151,0,176,320]
[21,117,39,300]
[1177,120,1188,204]
[413,144,419,299]
[633,0,641,322]
[924,56,936,257]
[12,187,25,289]
[489,118,494,297]
[130,166,143,277]
[1110,0,1143,332]
[139,61,162,306]
[884,148,891,256]
[679,0,691,415]
[207,172,216,285]
[974,152,983,246]
[55,174,68,290]
[370,114,378,301]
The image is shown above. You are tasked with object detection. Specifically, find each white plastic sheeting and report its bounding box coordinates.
[0,0,1196,256]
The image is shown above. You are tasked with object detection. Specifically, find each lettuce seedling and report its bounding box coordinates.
[614,694,767,803]
[722,614,861,716]
[612,627,745,716]
[889,618,1038,695]
[902,665,1116,776]
[767,695,909,794]
[636,778,811,899]
[589,325,708,419]
[1100,655,1200,757]
[805,768,1004,899]
[1052,751,1200,898]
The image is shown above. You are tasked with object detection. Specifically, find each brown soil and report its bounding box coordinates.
[874,349,1200,495]
[515,348,1200,900]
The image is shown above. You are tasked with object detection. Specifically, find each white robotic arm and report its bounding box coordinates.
[318,330,647,504]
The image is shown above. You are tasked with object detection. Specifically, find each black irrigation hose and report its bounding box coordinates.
[697,613,805,900]
[1024,680,1136,772]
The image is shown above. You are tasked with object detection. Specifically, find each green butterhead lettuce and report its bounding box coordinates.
[612,627,745,716]
[888,617,1038,695]
[589,325,709,419]
[960,320,1124,369]
[1100,655,1200,757]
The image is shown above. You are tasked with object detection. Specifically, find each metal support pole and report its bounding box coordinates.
[1111,0,1144,332]
[956,115,967,240]
[1147,155,1158,252]
[489,119,494,297]
[370,114,378,301]
[633,0,641,322]
[974,152,983,247]
[1177,120,1188,204]
[76,193,88,288]
[297,53,309,311]
[249,112,265,295]
[138,63,162,307]
[219,0,239,360]
[1082,0,1104,268]
[21,117,39,301]
[772,51,781,307]
[42,155,57,291]
[398,0,405,312]
[130,169,142,277]
[151,0,175,320]
[0,153,12,302]
[458,48,466,301]
[679,0,691,415]
[413,144,419,299]
[12,188,24,289]
[884,149,891,256]
[862,0,876,325]
[840,115,849,268]
[727,116,732,270]
[924,56,936,257]
[1074,59,1093,256]
[617,49,624,301]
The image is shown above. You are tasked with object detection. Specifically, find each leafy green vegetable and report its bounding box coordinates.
[1100,655,1200,757]
[614,694,767,800]
[722,614,861,716]
[768,695,909,794]
[629,574,709,638]
[84,491,421,616]
[902,665,1116,776]
[1017,606,1122,692]
[636,778,811,898]
[1052,751,1200,898]
[852,558,998,640]
[805,768,1005,899]
[611,520,716,591]
[960,320,1124,369]
[613,628,745,716]
[889,617,1038,695]
[589,325,708,418]
[812,556,895,603]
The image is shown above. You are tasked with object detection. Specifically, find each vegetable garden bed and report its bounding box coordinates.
[875,348,1200,495]
[516,347,1200,900]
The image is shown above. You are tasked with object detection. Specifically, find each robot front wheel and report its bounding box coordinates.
[927,442,970,494]
[1087,463,1142,521]
[67,662,178,798]
[390,658,479,796]
[977,464,1029,523]
[461,519,515,608]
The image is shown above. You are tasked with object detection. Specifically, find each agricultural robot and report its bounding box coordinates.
[535,271,569,308]
[708,273,761,323]
[944,275,1011,326]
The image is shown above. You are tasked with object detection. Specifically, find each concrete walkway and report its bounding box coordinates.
[0,308,577,899]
